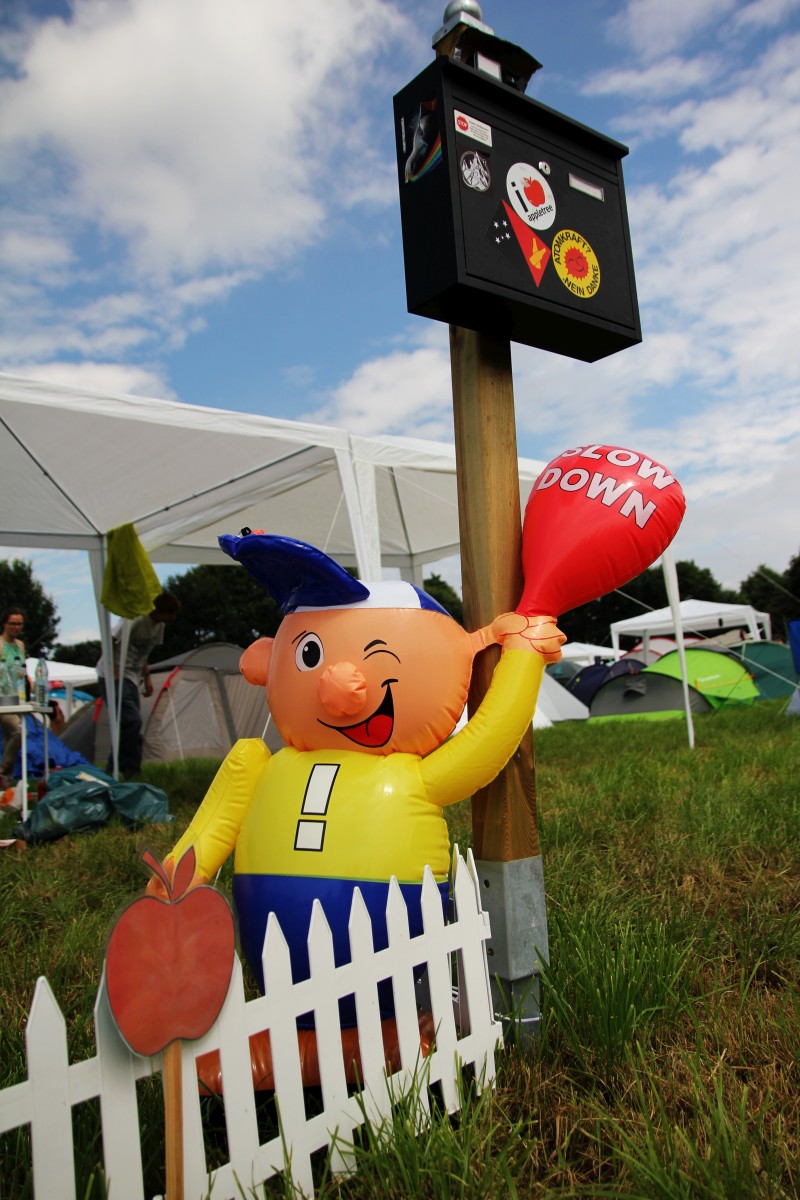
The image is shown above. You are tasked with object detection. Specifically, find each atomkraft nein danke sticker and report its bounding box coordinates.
[454,110,492,146]
[551,229,601,299]
[506,163,556,230]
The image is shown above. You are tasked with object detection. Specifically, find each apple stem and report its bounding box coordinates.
[141,849,173,900]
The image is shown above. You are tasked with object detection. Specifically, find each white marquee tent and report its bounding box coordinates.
[1,373,553,764]
[0,372,545,582]
[610,599,771,655]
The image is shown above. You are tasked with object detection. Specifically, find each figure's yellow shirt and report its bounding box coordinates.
[169,649,543,885]
[236,748,450,882]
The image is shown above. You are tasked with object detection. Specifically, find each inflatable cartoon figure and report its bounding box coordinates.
[160,532,564,1012]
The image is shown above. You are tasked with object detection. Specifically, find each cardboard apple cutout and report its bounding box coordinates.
[106,847,235,1057]
[517,444,686,618]
[107,847,235,1199]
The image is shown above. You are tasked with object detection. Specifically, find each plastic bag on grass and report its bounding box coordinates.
[14,787,113,843]
[108,781,173,825]
[13,764,173,844]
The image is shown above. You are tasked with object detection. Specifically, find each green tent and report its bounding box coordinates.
[729,640,799,699]
[646,647,760,708]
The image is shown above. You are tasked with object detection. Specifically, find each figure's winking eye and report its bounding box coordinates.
[295,633,324,671]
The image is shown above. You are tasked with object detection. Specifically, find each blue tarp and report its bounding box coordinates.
[13,714,88,777]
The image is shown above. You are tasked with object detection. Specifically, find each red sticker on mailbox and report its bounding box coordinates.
[502,200,551,287]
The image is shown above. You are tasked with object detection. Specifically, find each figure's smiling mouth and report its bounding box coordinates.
[319,680,396,747]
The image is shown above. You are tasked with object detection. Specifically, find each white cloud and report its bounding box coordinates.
[7,361,176,400]
[0,0,418,374]
[304,325,454,440]
[672,451,800,589]
[585,54,721,100]
[732,0,800,31]
[0,226,73,272]
[609,0,738,60]
[0,0,411,278]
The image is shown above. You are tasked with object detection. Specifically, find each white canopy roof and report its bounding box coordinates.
[560,641,622,664]
[610,599,771,652]
[0,372,545,582]
[26,658,97,687]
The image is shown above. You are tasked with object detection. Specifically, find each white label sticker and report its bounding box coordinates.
[506,162,557,231]
[454,109,492,146]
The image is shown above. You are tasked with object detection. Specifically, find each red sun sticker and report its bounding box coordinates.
[564,247,589,280]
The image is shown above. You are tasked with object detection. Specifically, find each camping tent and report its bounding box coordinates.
[590,672,713,721]
[619,636,706,665]
[610,600,772,655]
[533,672,589,728]
[567,657,647,706]
[729,640,799,699]
[646,647,760,707]
[61,643,284,765]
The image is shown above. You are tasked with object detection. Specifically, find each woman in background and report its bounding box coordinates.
[0,607,26,785]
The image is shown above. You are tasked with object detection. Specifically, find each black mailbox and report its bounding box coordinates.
[394,55,641,363]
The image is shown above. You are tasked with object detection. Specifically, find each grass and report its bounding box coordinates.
[1,702,799,1197]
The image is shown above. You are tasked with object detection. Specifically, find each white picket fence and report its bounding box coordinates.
[0,850,502,1199]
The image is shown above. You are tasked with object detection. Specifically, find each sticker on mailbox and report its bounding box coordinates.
[454,110,492,146]
[551,230,600,299]
[506,163,556,231]
[401,100,441,183]
[460,149,491,191]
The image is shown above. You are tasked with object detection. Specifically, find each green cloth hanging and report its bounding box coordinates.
[101,524,162,618]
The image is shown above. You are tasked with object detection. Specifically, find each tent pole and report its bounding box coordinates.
[89,544,120,778]
[662,548,695,750]
[339,446,382,580]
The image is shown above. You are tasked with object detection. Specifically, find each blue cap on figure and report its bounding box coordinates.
[219,531,450,616]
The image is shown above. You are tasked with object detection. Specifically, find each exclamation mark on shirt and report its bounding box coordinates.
[294,763,340,852]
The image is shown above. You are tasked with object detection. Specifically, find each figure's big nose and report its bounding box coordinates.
[318,662,368,717]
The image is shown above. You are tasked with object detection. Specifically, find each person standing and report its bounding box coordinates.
[97,592,180,776]
[0,607,26,785]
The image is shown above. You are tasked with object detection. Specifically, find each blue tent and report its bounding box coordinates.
[568,657,646,706]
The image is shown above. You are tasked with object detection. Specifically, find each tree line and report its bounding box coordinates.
[1,550,797,668]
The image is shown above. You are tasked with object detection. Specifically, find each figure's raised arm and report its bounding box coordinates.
[420,610,562,809]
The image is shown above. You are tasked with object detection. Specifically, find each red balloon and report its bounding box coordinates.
[517,444,686,618]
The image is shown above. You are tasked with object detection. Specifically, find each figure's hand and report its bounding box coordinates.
[471,612,566,662]
[145,854,207,900]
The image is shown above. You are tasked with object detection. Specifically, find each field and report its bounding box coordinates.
[1,699,799,1198]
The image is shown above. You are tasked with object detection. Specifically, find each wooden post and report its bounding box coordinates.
[449,325,538,861]
[163,1040,184,1200]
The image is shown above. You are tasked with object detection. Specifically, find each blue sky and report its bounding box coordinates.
[1,0,799,644]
